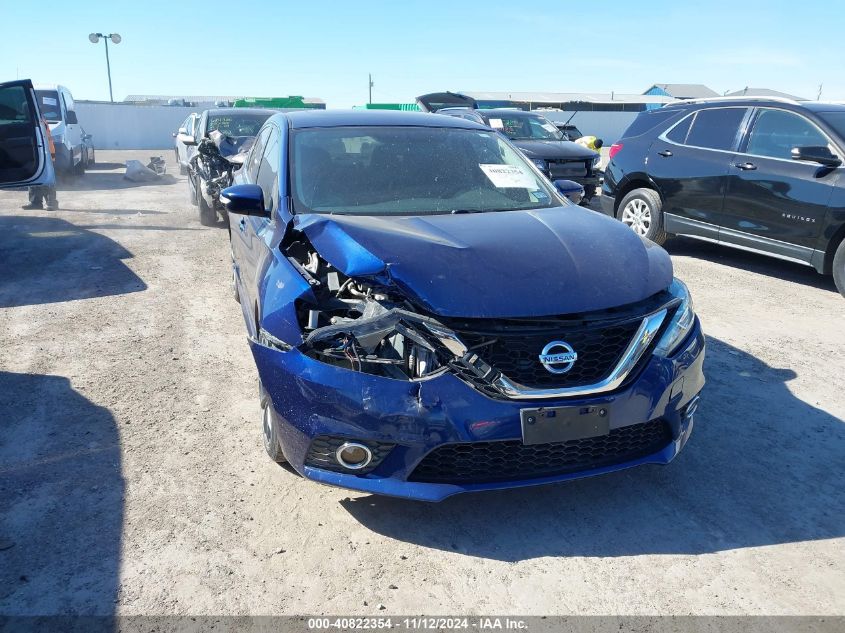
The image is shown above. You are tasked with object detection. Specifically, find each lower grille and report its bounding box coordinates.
[409,419,672,484]
[304,436,394,475]
[548,159,589,180]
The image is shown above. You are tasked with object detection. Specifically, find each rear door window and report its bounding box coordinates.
[34,90,61,122]
[666,114,693,144]
[622,109,680,138]
[745,109,829,159]
[684,108,747,151]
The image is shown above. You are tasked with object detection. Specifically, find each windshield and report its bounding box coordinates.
[817,111,845,141]
[291,126,563,216]
[206,112,271,137]
[34,90,61,122]
[487,113,564,141]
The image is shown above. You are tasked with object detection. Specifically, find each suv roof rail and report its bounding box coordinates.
[665,95,803,107]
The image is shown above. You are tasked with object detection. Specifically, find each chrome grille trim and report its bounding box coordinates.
[490,308,668,400]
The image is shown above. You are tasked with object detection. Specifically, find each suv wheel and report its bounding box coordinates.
[618,188,668,245]
[833,238,845,298]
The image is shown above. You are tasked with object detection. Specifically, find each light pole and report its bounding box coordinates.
[368,73,373,105]
[88,32,121,102]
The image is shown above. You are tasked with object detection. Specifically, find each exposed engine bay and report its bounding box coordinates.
[190,130,256,209]
[278,235,513,384]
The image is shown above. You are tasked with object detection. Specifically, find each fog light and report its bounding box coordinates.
[335,442,373,470]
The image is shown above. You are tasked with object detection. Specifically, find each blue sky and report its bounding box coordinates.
[2,0,843,106]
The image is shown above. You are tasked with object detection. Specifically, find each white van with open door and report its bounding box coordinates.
[0,79,56,189]
[34,84,84,175]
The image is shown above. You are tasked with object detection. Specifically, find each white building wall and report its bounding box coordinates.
[74,102,644,150]
[75,103,198,150]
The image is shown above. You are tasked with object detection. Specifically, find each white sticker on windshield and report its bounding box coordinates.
[42,97,57,106]
[541,122,558,133]
[488,118,504,129]
[479,164,536,188]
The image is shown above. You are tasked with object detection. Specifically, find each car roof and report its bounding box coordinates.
[664,97,845,113]
[477,109,546,117]
[277,110,490,130]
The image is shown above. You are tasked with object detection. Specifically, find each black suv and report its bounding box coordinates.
[417,92,601,201]
[601,98,845,296]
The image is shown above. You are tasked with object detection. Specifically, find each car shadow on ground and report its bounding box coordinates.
[0,216,147,308]
[665,237,837,293]
[341,337,844,560]
[0,371,123,615]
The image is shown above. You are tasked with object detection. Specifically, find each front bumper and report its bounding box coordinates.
[252,321,705,502]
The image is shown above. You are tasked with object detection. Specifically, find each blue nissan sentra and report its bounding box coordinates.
[222,110,705,502]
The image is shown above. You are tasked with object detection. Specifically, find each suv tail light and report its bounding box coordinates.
[608,143,623,160]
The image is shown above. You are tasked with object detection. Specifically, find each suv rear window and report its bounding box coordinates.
[621,109,679,138]
[684,108,747,151]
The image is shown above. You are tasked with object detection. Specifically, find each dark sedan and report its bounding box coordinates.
[417,92,601,201]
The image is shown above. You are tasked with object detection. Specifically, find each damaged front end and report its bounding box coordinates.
[281,236,486,384]
[250,230,704,501]
[266,232,685,403]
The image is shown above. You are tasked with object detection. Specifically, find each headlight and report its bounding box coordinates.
[654,279,696,357]
[592,155,602,168]
[531,158,548,172]
[304,308,451,380]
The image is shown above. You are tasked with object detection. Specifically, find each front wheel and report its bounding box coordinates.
[833,238,845,298]
[617,188,668,245]
[261,392,287,464]
[199,194,216,226]
[188,173,199,206]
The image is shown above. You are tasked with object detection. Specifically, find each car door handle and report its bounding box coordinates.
[239,218,247,232]
[735,162,757,170]
[657,150,673,157]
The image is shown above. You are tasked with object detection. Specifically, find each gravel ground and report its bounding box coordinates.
[0,151,843,617]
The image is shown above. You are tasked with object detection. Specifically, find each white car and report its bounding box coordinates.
[173,112,199,175]
[34,84,85,175]
[0,79,56,189]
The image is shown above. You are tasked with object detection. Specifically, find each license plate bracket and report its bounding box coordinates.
[520,405,611,445]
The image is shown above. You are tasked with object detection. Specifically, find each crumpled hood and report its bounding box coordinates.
[513,139,598,161]
[294,207,672,318]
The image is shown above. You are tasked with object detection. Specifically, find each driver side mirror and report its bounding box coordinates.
[791,145,841,168]
[221,184,269,217]
[179,134,197,146]
[66,110,78,125]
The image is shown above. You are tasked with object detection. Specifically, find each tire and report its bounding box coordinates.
[833,238,845,298]
[617,188,669,245]
[199,194,216,226]
[75,158,85,176]
[261,390,287,464]
[232,266,240,303]
[188,173,199,206]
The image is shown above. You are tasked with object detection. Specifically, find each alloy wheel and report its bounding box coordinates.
[621,199,652,236]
